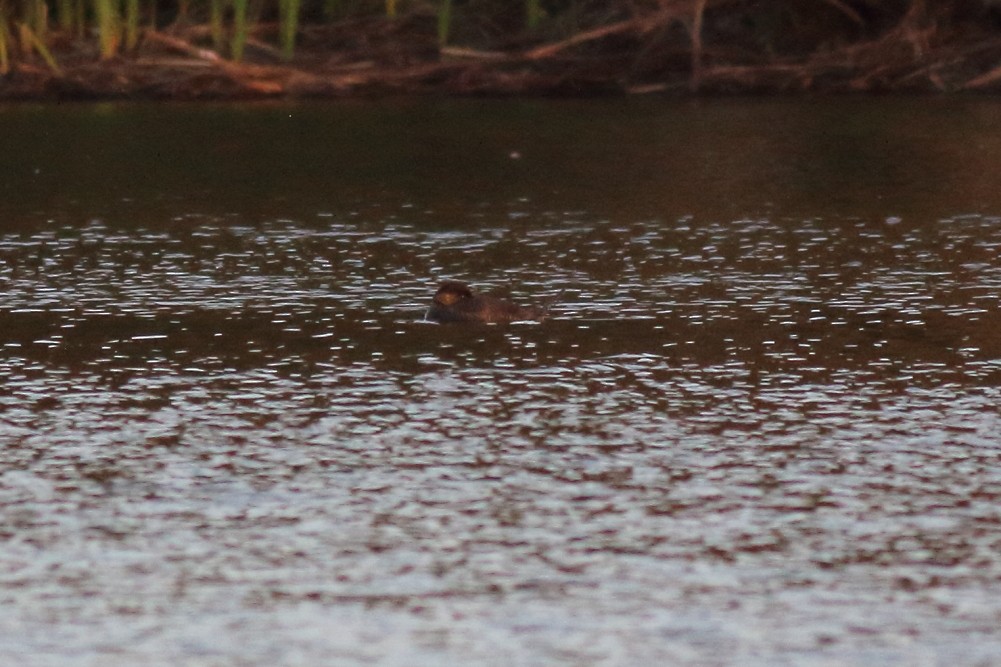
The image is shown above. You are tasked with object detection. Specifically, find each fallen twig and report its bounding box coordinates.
[440,46,508,60]
[145,30,223,63]
[963,63,1001,89]
[524,15,661,60]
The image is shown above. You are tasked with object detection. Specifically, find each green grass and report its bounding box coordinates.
[0,10,9,74]
[93,0,120,59]
[231,0,249,60]
[279,0,301,59]
[124,0,139,50]
[19,20,61,71]
[526,0,541,30]
[437,0,451,45]
[0,0,636,63]
[209,0,224,51]
[1,0,549,63]
[58,0,74,30]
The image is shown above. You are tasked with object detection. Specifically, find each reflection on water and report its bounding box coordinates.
[2,101,1001,666]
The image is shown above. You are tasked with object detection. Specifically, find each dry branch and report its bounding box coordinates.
[963,64,1001,89]
[523,12,670,60]
[145,31,223,63]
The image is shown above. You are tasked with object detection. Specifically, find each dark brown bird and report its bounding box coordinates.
[426,281,550,323]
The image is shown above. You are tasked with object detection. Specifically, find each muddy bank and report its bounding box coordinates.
[4,2,1001,100]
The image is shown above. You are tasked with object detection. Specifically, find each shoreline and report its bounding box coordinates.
[4,7,1001,101]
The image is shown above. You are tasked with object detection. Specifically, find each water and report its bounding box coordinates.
[2,99,1001,666]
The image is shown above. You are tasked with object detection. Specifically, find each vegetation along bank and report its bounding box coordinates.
[3,0,1001,99]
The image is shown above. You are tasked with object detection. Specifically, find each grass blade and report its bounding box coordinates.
[93,0,120,59]
[279,0,301,60]
[437,0,451,45]
[210,0,224,51]
[0,11,8,75]
[526,0,541,30]
[124,0,139,51]
[18,22,62,74]
[323,0,340,21]
[231,0,248,61]
[58,0,74,31]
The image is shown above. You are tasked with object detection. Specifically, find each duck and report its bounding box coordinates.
[425,281,551,323]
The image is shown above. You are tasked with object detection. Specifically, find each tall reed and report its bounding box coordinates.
[93,0,120,58]
[209,0,224,51]
[385,0,395,19]
[18,20,61,72]
[437,0,451,45]
[279,0,300,59]
[74,0,86,37]
[58,0,74,31]
[24,0,47,42]
[124,0,139,50]
[231,0,249,60]
[53,0,86,35]
[526,0,541,30]
[0,9,9,75]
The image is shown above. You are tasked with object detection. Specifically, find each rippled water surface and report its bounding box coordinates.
[2,99,1001,666]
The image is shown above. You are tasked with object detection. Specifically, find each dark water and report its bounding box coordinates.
[2,99,1001,666]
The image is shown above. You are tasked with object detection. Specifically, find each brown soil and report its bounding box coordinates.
[5,3,1001,100]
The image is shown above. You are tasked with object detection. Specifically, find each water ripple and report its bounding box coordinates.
[2,212,1001,666]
